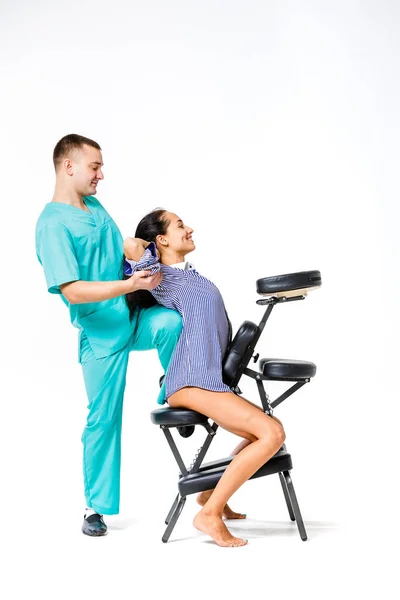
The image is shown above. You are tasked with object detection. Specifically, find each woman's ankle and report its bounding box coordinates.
[198,505,223,519]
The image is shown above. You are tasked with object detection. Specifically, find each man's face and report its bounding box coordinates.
[70,145,104,196]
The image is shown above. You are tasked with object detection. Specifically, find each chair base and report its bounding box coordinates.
[162,449,307,543]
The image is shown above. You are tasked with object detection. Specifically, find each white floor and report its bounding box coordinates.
[3,353,396,599]
[4,343,397,598]
[3,481,395,600]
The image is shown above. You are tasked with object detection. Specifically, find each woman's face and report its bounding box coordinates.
[159,212,195,254]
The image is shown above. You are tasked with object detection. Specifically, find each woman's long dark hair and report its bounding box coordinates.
[122,208,170,317]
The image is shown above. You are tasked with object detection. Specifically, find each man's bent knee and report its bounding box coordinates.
[153,309,182,341]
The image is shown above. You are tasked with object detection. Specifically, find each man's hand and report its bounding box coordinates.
[125,270,162,292]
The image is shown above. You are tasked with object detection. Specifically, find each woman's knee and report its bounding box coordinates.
[259,417,286,447]
[273,421,286,446]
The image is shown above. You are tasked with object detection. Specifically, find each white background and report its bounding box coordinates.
[1,1,399,598]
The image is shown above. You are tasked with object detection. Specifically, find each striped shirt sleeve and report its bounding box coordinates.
[123,241,161,277]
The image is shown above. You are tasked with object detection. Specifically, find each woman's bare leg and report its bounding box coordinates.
[169,387,286,547]
[196,401,284,519]
[197,438,252,519]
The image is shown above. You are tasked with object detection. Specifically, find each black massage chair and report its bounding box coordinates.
[151,270,321,543]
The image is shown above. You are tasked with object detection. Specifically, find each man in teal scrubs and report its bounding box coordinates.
[35,134,182,536]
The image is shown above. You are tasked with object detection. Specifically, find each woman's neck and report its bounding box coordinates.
[161,251,186,266]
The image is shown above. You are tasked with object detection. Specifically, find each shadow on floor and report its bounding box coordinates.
[167,519,340,543]
[107,517,138,531]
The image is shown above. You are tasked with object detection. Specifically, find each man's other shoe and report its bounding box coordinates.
[82,513,107,537]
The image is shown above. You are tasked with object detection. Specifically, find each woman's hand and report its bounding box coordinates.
[123,237,149,261]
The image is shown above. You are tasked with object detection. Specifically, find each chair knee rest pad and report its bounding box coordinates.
[178,450,292,496]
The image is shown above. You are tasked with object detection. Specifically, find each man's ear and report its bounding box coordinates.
[64,158,74,176]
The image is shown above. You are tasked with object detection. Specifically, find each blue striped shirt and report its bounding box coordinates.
[124,242,231,403]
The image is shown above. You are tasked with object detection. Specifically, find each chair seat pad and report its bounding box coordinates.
[151,407,209,427]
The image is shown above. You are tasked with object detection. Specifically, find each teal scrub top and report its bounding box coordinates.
[35,196,136,359]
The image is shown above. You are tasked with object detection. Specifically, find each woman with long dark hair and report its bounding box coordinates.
[123,209,285,547]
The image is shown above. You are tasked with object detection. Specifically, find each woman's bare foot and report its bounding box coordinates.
[193,509,248,547]
[197,490,247,520]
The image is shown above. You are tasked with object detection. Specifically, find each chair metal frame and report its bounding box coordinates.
[153,293,315,543]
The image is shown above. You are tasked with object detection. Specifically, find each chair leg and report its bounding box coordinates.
[283,470,308,541]
[162,496,186,543]
[165,493,180,525]
[279,472,295,521]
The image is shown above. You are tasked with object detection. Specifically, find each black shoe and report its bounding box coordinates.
[82,513,107,537]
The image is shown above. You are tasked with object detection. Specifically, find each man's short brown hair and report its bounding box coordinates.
[53,134,101,171]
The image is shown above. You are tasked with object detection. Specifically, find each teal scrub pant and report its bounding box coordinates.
[79,305,182,515]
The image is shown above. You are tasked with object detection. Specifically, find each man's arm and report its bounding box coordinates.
[60,270,162,304]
